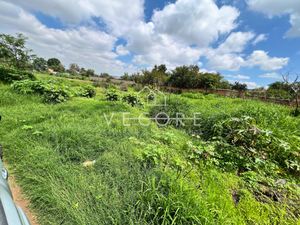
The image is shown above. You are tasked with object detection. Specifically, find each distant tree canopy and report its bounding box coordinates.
[69,63,80,75]
[57,63,66,73]
[0,33,35,69]
[123,64,231,90]
[83,69,95,77]
[121,72,130,80]
[154,64,167,75]
[266,81,295,100]
[231,82,248,91]
[33,57,47,71]
[100,73,112,79]
[168,65,225,90]
[47,58,61,67]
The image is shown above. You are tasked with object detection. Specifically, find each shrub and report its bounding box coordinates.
[149,95,192,127]
[134,84,144,92]
[11,78,71,104]
[182,92,204,99]
[205,94,216,100]
[11,80,44,95]
[0,66,36,83]
[120,84,128,91]
[105,88,120,101]
[54,73,86,80]
[93,82,117,89]
[122,93,143,107]
[43,79,71,104]
[75,86,96,98]
[212,116,299,174]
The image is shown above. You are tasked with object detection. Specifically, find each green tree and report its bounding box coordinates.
[33,57,47,71]
[168,65,199,88]
[231,82,247,91]
[47,58,61,67]
[80,67,85,74]
[152,64,168,75]
[69,63,80,75]
[0,33,35,69]
[121,72,129,80]
[85,69,95,77]
[218,79,231,89]
[57,63,66,73]
[100,73,111,79]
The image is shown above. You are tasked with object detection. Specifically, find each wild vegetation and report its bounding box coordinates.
[1,32,300,224]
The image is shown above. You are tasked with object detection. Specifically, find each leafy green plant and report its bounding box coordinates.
[134,84,144,92]
[75,85,96,98]
[120,84,128,91]
[43,79,71,104]
[12,78,71,104]
[0,66,36,83]
[212,116,299,174]
[11,79,44,95]
[105,88,120,101]
[142,145,163,165]
[122,93,143,107]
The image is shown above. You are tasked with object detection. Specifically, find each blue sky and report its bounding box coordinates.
[0,0,299,89]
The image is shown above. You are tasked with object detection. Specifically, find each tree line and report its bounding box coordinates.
[1,32,299,111]
[0,33,95,77]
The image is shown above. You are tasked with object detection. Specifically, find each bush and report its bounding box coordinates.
[0,66,36,83]
[122,93,143,107]
[134,84,144,92]
[75,86,96,98]
[182,92,204,99]
[212,116,299,174]
[149,95,192,127]
[43,79,71,104]
[105,89,120,101]
[120,84,128,91]
[93,82,117,89]
[11,80,44,95]
[55,73,86,80]
[11,78,71,104]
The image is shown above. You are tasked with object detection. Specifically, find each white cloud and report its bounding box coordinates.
[116,45,130,56]
[0,1,141,75]
[197,62,203,67]
[205,32,255,71]
[199,68,217,74]
[124,0,241,69]
[0,0,292,76]
[216,31,256,54]
[252,34,268,45]
[2,0,144,37]
[246,50,289,71]
[151,0,240,47]
[244,81,260,89]
[247,0,300,37]
[206,53,245,71]
[258,72,281,78]
[227,75,250,79]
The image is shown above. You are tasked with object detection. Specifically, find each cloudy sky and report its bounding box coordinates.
[0,0,299,88]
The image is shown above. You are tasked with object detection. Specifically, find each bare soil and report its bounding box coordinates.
[8,174,39,225]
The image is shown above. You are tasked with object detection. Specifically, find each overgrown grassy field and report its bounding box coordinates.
[1,75,300,224]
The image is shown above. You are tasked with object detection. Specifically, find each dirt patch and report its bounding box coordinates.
[232,188,240,204]
[8,175,39,225]
[66,78,93,83]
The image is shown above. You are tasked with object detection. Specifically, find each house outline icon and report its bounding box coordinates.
[137,86,166,106]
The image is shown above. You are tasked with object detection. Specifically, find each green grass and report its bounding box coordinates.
[1,80,300,224]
